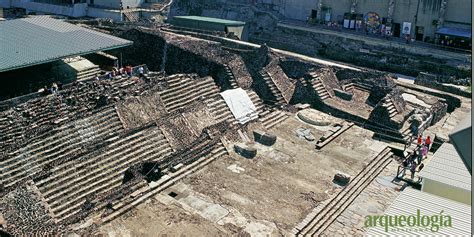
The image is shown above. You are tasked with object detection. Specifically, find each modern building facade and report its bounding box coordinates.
[171,15,248,40]
[276,0,471,47]
[0,0,160,21]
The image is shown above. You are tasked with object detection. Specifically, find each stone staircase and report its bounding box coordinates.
[223,64,238,89]
[205,98,236,125]
[159,76,221,113]
[247,90,266,115]
[382,97,398,118]
[294,147,393,236]
[76,66,101,81]
[259,70,286,105]
[0,106,124,189]
[0,75,141,153]
[311,76,331,100]
[34,126,172,222]
[260,110,289,130]
[100,142,228,224]
[205,89,266,126]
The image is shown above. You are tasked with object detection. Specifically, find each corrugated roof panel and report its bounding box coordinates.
[449,113,472,173]
[419,143,471,191]
[0,16,132,72]
[366,188,471,236]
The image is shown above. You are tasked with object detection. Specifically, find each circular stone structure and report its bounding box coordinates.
[297,109,335,126]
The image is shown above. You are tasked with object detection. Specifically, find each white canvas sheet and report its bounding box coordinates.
[220,88,258,124]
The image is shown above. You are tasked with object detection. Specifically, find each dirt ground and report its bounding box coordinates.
[98,110,391,236]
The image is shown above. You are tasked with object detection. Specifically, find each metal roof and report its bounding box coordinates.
[0,16,132,72]
[173,16,246,26]
[366,188,471,236]
[419,143,471,191]
[449,112,472,174]
[436,27,472,38]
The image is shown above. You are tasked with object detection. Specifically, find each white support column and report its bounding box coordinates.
[437,0,448,29]
[350,0,357,14]
[315,0,322,20]
[387,0,395,26]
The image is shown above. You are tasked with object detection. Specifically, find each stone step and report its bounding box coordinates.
[261,111,288,129]
[98,144,227,224]
[41,133,168,198]
[166,88,220,112]
[48,140,172,217]
[161,80,216,103]
[0,118,123,182]
[35,130,152,187]
[161,78,212,100]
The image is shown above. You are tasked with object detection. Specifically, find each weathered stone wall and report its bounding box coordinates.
[160,114,198,149]
[317,67,342,97]
[116,92,167,130]
[415,72,471,98]
[113,29,166,71]
[279,59,322,79]
[265,58,296,102]
[250,25,471,80]
[181,101,217,135]
[227,57,253,88]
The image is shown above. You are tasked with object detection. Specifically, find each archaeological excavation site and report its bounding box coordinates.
[0,0,472,236]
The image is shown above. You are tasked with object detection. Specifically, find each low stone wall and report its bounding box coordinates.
[415,73,471,98]
[333,88,352,101]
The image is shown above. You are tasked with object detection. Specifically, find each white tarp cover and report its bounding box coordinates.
[220,88,258,124]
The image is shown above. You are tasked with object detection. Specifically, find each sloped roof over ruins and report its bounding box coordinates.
[0,16,132,72]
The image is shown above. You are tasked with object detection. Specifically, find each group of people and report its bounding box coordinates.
[403,135,432,179]
[96,65,146,80]
[38,82,63,96]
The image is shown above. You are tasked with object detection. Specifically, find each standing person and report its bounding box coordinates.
[425,136,431,149]
[410,161,416,179]
[126,65,132,77]
[138,66,144,78]
[51,83,58,94]
[410,150,417,163]
[411,123,418,137]
[417,145,423,164]
[417,135,422,146]
[422,136,430,158]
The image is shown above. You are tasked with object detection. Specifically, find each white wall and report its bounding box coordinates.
[11,0,87,17]
[281,0,317,21]
[92,0,120,9]
[87,7,121,21]
[444,0,471,27]
[422,178,471,205]
[92,0,144,9]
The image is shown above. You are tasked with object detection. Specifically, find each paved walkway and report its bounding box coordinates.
[219,36,362,71]
[277,22,471,62]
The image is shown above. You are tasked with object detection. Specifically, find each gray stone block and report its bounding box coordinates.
[253,130,277,146]
[234,144,257,158]
[333,171,351,186]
